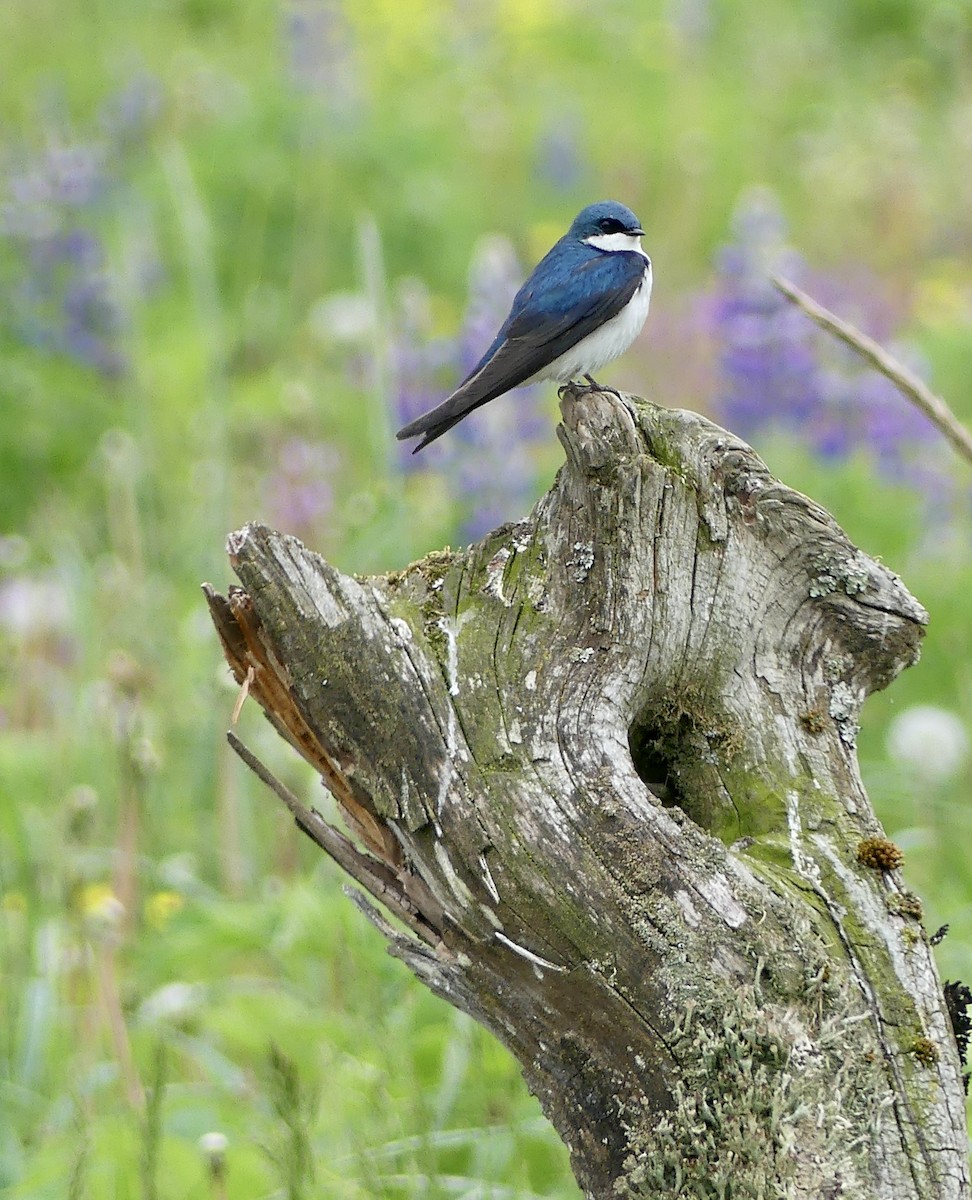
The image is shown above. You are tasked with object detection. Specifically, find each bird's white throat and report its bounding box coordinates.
[584,231,650,259]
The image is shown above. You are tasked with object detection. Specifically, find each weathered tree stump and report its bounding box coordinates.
[205,389,970,1198]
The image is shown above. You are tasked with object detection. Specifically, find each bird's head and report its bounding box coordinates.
[568,200,646,254]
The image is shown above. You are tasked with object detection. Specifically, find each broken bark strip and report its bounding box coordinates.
[205,389,969,1199]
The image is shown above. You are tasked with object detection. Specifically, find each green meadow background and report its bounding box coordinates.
[2,0,972,1195]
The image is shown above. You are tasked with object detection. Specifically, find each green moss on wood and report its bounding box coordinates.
[912,1037,940,1067]
[888,891,924,922]
[619,963,879,1198]
[800,706,829,735]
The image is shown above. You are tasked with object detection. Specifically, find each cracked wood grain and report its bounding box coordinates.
[206,389,968,1199]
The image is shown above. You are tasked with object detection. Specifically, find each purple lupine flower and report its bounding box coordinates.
[711,189,825,443]
[283,0,359,121]
[805,275,935,477]
[712,188,939,484]
[98,75,163,146]
[1,157,127,376]
[535,115,584,192]
[0,86,160,378]
[45,142,109,208]
[62,274,127,377]
[263,438,338,538]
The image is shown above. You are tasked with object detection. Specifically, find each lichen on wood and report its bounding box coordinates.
[205,388,969,1199]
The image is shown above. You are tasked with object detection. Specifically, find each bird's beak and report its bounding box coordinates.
[632,227,645,237]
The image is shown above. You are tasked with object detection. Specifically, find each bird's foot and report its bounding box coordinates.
[558,375,622,400]
[559,376,599,397]
[583,373,623,400]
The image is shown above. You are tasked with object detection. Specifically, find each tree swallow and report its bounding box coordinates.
[396,200,651,452]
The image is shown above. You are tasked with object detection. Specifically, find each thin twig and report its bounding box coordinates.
[225,731,439,945]
[344,887,445,967]
[773,275,972,468]
[343,885,405,940]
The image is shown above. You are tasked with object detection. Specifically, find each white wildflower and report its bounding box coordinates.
[886,705,969,782]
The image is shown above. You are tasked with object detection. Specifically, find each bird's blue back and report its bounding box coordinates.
[466,234,645,380]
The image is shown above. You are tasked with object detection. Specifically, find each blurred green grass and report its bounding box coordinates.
[2,0,972,1194]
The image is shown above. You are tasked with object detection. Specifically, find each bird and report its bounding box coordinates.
[396,200,652,452]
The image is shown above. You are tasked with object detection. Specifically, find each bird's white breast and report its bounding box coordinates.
[537,261,652,385]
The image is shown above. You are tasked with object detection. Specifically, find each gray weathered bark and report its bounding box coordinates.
[205,389,970,1199]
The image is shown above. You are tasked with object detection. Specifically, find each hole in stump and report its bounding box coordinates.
[628,721,686,810]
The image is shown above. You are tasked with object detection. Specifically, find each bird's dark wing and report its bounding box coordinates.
[396,245,645,451]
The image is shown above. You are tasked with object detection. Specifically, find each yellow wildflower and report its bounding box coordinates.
[145,891,185,930]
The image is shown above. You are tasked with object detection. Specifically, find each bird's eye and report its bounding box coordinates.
[598,217,624,234]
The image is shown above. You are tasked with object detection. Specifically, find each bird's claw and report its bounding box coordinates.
[559,376,623,401]
[585,374,624,400]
